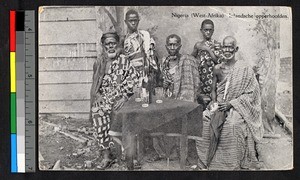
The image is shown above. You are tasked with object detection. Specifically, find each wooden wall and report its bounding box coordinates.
[39,6,97,119]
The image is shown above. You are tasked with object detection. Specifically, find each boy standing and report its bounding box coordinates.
[192,19,223,108]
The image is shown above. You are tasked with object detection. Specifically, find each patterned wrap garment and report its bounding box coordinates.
[90,54,139,149]
[161,55,178,98]
[197,39,223,97]
[124,30,159,91]
[196,60,263,170]
[124,30,150,75]
[161,54,200,102]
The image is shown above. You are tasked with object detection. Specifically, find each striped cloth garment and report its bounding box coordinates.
[196,60,263,170]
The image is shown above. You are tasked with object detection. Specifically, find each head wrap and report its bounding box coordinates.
[101,32,120,44]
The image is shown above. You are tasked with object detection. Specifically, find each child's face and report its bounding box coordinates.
[201,24,214,40]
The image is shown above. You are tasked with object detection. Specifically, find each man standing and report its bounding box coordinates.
[196,36,263,170]
[124,9,158,89]
[192,19,223,108]
[123,9,160,165]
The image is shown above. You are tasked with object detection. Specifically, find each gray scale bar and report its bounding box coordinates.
[16,30,25,173]
[25,11,35,33]
[25,34,35,56]
[24,10,36,173]
[25,125,35,172]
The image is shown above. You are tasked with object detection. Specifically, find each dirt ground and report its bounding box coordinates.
[38,115,196,171]
[39,113,293,171]
[257,118,293,170]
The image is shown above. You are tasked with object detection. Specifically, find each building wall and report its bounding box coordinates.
[279,57,292,84]
[39,6,97,119]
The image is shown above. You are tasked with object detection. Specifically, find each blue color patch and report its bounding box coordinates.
[11,134,17,173]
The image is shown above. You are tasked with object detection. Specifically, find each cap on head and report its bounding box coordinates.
[201,19,214,29]
[125,9,139,20]
[166,34,181,44]
[101,32,119,44]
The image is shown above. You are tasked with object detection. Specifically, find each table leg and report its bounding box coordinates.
[164,134,171,168]
[123,133,135,170]
[136,134,145,164]
[180,114,188,169]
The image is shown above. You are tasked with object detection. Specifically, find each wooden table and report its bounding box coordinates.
[111,98,203,170]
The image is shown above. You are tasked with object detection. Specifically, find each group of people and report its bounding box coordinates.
[89,9,263,170]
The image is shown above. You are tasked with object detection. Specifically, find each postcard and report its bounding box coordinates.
[38,6,292,171]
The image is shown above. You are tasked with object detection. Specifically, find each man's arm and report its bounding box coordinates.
[192,42,217,61]
[205,46,217,62]
[191,42,200,57]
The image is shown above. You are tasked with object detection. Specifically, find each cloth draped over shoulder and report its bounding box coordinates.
[89,54,138,120]
[207,110,226,167]
[162,54,200,102]
[196,60,262,169]
[90,54,107,121]
[218,60,264,142]
[124,30,157,70]
[89,54,139,148]
[124,30,159,91]
[124,30,147,68]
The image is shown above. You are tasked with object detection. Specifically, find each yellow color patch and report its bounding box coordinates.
[10,52,16,92]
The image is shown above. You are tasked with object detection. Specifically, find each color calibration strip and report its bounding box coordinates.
[10,10,17,173]
[10,10,36,173]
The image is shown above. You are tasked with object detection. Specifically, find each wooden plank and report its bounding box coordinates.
[39,6,96,22]
[39,84,91,101]
[39,71,93,84]
[39,21,97,44]
[57,131,87,143]
[39,57,95,71]
[39,44,96,58]
[39,100,90,113]
[39,113,89,120]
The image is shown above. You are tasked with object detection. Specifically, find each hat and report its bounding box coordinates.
[101,32,119,44]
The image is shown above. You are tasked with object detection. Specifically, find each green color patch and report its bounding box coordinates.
[11,93,16,133]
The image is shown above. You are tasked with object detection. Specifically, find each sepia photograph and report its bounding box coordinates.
[38,6,292,171]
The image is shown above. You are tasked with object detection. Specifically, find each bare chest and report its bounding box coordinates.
[217,64,233,82]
